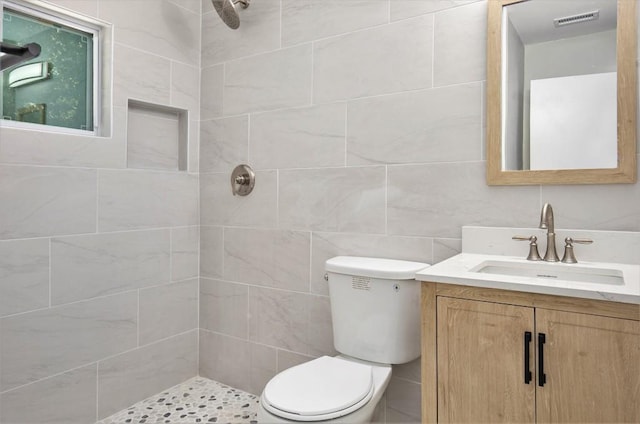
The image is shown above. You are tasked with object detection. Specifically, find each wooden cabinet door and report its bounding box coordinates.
[536,309,640,423]
[437,297,535,423]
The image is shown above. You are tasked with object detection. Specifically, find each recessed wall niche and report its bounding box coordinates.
[127,100,188,171]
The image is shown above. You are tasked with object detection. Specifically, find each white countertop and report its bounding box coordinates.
[416,253,640,305]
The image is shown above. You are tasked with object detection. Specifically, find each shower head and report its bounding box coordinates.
[211,0,250,30]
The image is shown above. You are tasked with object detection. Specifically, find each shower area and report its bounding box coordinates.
[0,0,263,422]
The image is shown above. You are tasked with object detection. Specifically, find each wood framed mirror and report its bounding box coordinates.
[487,0,637,185]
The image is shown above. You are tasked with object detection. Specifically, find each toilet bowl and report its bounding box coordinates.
[256,256,429,423]
[258,355,391,423]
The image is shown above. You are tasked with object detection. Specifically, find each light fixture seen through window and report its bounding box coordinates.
[7,61,50,88]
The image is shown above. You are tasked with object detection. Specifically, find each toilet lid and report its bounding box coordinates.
[262,356,374,421]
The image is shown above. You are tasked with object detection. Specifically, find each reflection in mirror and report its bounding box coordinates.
[503,0,617,171]
[487,0,637,185]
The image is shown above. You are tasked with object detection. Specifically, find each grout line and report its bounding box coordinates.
[95,169,100,232]
[384,165,388,235]
[308,232,313,293]
[275,170,280,229]
[344,102,348,166]
[246,113,251,164]
[48,238,52,307]
[169,61,174,105]
[169,229,174,282]
[136,289,140,347]
[0,226,198,244]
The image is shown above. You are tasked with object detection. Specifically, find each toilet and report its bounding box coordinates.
[257,256,429,423]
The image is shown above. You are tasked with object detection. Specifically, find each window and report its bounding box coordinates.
[1,0,100,134]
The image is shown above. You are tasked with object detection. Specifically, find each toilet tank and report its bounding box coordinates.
[325,256,429,365]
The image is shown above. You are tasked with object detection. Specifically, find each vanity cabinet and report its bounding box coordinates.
[421,283,640,423]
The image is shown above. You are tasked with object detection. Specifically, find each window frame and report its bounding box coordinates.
[0,0,101,135]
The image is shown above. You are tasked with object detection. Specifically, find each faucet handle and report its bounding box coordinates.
[561,237,593,264]
[512,235,542,261]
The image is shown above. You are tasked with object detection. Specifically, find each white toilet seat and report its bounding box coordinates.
[261,356,374,422]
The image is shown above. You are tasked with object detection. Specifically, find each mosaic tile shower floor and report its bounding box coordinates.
[98,377,259,424]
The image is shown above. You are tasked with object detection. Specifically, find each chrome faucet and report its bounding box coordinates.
[539,203,559,262]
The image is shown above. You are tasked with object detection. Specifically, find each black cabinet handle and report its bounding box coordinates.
[524,331,532,384]
[538,333,546,387]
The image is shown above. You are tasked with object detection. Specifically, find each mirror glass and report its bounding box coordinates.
[503,0,616,171]
[487,0,637,185]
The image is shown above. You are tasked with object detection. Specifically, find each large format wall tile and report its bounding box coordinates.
[46,0,98,16]
[250,104,346,170]
[541,183,640,231]
[97,331,198,419]
[98,170,198,231]
[0,365,97,424]
[139,279,198,345]
[387,162,540,238]
[247,287,334,358]
[0,292,137,391]
[171,226,199,281]
[170,0,200,13]
[200,115,249,173]
[171,61,201,121]
[113,44,171,108]
[347,83,482,165]
[200,171,278,227]
[99,0,200,66]
[307,294,336,357]
[51,230,170,305]
[200,278,249,338]
[199,330,277,395]
[313,15,433,104]
[281,0,390,47]
[310,233,433,295]
[199,330,251,392]
[200,65,224,120]
[201,0,280,66]
[385,377,422,422]
[187,119,200,174]
[276,350,314,373]
[434,238,462,263]
[0,238,49,317]
[200,226,224,279]
[248,286,309,353]
[390,0,478,21]
[279,166,386,233]
[0,165,97,240]
[246,342,279,395]
[0,107,126,168]
[224,228,310,292]
[433,1,487,87]
[224,45,313,115]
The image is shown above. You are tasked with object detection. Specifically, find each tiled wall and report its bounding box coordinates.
[198,0,640,422]
[0,0,201,422]
[1,0,639,423]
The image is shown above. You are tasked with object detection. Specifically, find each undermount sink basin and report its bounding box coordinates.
[470,260,625,285]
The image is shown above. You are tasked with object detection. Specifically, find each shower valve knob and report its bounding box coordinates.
[230,164,255,196]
